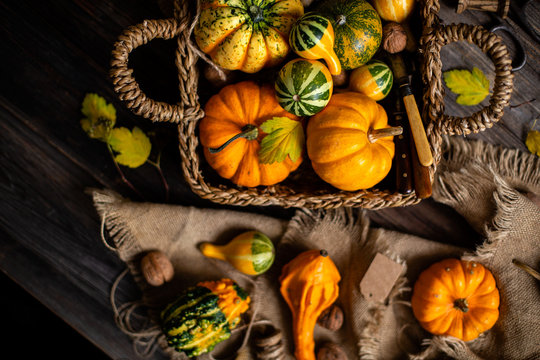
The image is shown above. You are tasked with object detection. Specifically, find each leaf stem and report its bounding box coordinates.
[147,152,170,202]
[107,145,146,200]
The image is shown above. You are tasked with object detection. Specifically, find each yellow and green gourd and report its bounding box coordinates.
[200,231,275,275]
[161,279,250,357]
[289,12,342,75]
[275,58,333,116]
[194,0,304,73]
[349,60,393,101]
[317,0,382,70]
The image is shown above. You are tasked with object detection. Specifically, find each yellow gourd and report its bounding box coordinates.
[279,249,341,360]
[200,231,275,275]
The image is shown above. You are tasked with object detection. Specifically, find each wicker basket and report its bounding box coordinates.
[110,0,513,209]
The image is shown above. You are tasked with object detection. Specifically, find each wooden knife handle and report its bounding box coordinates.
[409,128,432,199]
[402,94,433,167]
[392,108,413,194]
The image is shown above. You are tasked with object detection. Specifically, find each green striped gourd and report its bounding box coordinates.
[275,58,333,116]
[161,279,250,357]
[199,231,275,275]
[289,12,342,75]
[349,60,393,101]
[317,0,382,70]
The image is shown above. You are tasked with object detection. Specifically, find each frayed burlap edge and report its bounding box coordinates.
[418,137,540,360]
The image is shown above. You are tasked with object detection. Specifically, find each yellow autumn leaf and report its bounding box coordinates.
[259,117,304,164]
[443,67,490,106]
[80,93,116,141]
[526,130,540,157]
[108,127,151,168]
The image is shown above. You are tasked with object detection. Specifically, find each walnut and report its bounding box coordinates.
[317,342,347,360]
[317,304,344,331]
[141,251,174,286]
[382,22,407,54]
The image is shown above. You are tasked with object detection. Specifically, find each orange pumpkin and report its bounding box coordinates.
[411,258,500,342]
[306,92,399,191]
[199,81,302,187]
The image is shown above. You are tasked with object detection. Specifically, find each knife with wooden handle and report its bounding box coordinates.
[388,53,433,167]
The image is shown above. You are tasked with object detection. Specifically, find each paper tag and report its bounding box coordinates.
[360,253,405,302]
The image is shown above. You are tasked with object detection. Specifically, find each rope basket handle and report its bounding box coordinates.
[424,23,514,136]
[110,18,192,123]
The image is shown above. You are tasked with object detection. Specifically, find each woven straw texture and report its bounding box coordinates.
[110,0,514,209]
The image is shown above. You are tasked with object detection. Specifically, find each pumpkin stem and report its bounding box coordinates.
[336,15,347,26]
[209,124,259,153]
[454,298,469,313]
[249,5,264,23]
[368,126,403,143]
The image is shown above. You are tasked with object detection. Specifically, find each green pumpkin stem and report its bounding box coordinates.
[209,124,258,154]
[368,126,403,143]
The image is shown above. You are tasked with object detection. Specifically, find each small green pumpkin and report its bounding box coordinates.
[275,58,333,116]
[317,0,382,70]
[161,279,250,357]
[349,60,393,101]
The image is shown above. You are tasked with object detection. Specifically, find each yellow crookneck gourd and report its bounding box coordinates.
[200,231,275,276]
[289,12,342,75]
[279,249,341,360]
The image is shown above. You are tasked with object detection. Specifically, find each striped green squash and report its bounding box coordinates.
[275,58,333,116]
[317,0,382,70]
[161,279,250,357]
[289,13,341,75]
[349,60,393,101]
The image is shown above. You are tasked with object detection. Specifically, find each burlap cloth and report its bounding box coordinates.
[92,137,539,359]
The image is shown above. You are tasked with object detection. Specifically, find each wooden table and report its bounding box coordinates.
[0,0,538,358]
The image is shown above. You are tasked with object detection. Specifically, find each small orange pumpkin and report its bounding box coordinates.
[306,92,400,191]
[199,81,302,187]
[411,258,500,342]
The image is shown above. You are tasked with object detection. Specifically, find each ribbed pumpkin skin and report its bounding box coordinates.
[306,92,394,191]
[349,60,393,101]
[289,13,341,75]
[411,259,500,342]
[199,81,302,187]
[194,0,304,73]
[372,0,415,23]
[317,0,382,70]
[161,279,250,357]
[275,59,333,116]
[200,231,275,275]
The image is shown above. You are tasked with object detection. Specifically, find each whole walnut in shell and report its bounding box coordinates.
[141,250,174,286]
[382,22,407,54]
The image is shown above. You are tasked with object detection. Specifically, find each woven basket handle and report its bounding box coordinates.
[110,18,192,123]
[426,23,514,136]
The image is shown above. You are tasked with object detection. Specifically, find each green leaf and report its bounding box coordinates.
[108,127,152,168]
[443,67,490,106]
[259,117,304,164]
[80,93,116,141]
[526,130,540,157]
